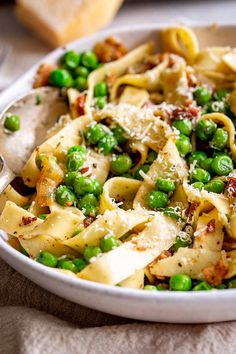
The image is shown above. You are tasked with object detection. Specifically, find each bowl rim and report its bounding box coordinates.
[2,22,236,103]
[1,235,236,301]
[1,22,236,302]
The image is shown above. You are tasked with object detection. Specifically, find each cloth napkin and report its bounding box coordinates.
[1,258,236,354]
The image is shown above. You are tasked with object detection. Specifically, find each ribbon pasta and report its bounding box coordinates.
[2,26,236,290]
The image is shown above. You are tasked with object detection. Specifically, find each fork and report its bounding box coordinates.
[0,43,11,92]
[0,43,10,68]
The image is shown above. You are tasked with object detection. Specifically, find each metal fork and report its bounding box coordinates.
[0,43,11,69]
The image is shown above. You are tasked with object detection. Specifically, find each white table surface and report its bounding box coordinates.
[0,1,236,90]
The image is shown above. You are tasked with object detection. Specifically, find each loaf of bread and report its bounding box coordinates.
[15,0,123,48]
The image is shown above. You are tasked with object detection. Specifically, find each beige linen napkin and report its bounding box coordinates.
[1,258,236,354]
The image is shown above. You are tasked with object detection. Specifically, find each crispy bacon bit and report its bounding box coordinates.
[33,63,56,88]
[83,216,96,228]
[172,105,200,120]
[206,219,216,233]
[202,260,228,286]
[80,166,89,174]
[94,36,127,63]
[77,94,86,116]
[185,202,199,219]
[226,177,236,198]
[21,216,37,226]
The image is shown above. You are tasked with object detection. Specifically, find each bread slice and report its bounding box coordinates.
[15,0,123,48]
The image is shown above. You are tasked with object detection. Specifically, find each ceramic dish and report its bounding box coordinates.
[1,24,236,323]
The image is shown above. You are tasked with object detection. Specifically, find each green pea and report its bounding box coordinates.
[80,51,98,70]
[215,88,229,101]
[56,185,76,206]
[188,151,208,166]
[67,152,85,171]
[146,150,157,164]
[4,114,20,132]
[98,134,117,155]
[171,235,192,252]
[211,155,233,176]
[175,134,191,156]
[20,244,29,257]
[95,96,107,109]
[146,190,168,209]
[195,119,217,141]
[169,274,192,291]
[194,87,212,106]
[38,214,48,220]
[91,179,103,196]
[156,178,176,193]
[227,279,236,288]
[134,165,150,180]
[173,119,192,136]
[190,168,211,184]
[22,204,30,210]
[74,76,87,91]
[143,285,157,291]
[87,123,106,144]
[200,157,213,172]
[191,181,204,190]
[64,171,80,186]
[74,175,94,196]
[37,251,58,268]
[111,154,132,174]
[84,246,102,262]
[67,145,86,156]
[58,259,79,273]
[72,258,87,272]
[111,125,128,145]
[94,82,108,97]
[100,234,119,252]
[204,179,225,193]
[192,281,213,291]
[62,50,80,70]
[78,194,99,215]
[74,66,89,78]
[49,69,74,87]
[211,128,228,150]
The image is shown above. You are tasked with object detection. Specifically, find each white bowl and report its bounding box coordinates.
[1,24,236,323]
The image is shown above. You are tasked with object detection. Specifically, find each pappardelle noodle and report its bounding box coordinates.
[3,26,236,291]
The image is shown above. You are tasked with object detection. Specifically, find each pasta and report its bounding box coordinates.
[2,26,236,291]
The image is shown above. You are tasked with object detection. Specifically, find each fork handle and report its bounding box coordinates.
[0,154,15,193]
